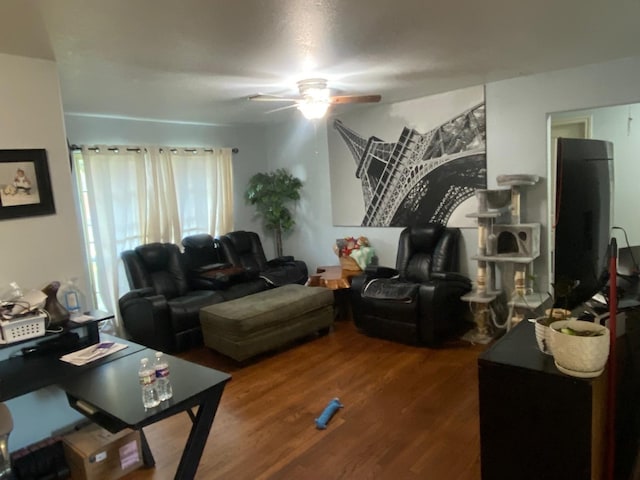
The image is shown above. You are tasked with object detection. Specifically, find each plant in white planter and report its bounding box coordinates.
[534,276,577,355]
[535,308,571,355]
[549,319,610,377]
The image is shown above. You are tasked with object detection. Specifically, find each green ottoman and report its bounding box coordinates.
[199,284,334,361]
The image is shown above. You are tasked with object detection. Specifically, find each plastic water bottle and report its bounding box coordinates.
[62,278,81,316]
[153,351,173,401]
[138,358,160,408]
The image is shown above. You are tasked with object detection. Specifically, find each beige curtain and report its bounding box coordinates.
[167,147,234,236]
[145,147,182,242]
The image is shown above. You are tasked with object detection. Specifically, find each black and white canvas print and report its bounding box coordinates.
[327,85,486,227]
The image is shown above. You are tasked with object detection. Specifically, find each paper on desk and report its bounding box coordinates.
[69,314,95,323]
[60,341,128,366]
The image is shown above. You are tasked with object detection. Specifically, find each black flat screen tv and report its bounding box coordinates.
[553,137,613,309]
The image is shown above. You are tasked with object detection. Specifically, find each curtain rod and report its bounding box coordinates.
[68,144,239,154]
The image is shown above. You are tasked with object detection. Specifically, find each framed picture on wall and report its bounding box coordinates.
[0,149,56,220]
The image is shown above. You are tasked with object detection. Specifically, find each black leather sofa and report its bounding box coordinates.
[119,242,222,353]
[118,232,308,353]
[218,230,308,286]
[182,233,268,299]
[350,224,472,347]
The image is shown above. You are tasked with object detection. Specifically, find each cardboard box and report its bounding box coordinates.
[63,424,143,480]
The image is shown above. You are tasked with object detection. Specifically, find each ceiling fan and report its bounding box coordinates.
[248,78,382,119]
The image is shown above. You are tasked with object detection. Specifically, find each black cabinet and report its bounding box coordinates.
[478,320,606,480]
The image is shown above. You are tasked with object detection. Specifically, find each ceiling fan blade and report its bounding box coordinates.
[265,104,300,114]
[248,94,301,102]
[329,94,382,105]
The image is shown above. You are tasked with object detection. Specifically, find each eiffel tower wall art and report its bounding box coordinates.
[327,85,486,228]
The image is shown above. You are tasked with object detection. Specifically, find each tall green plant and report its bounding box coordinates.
[244,168,303,257]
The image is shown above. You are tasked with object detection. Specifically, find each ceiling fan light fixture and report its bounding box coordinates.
[248,77,380,119]
[297,99,329,119]
[304,87,330,101]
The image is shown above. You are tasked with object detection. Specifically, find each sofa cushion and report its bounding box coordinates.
[133,243,190,298]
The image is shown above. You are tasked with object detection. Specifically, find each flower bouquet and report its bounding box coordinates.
[333,236,374,271]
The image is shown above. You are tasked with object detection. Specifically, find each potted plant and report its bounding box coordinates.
[549,319,610,377]
[244,168,303,257]
[534,276,576,355]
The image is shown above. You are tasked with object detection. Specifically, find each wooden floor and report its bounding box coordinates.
[124,320,488,480]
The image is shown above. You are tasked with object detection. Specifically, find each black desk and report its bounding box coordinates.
[60,347,231,480]
[0,320,231,480]
[0,312,119,402]
[0,334,144,402]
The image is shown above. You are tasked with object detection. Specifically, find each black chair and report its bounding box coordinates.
[181,233,269,300]
[218,230,309,286]
[350,224,472,346]
[119,242,224,352]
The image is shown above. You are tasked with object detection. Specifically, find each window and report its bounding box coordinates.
[72,146,233,328]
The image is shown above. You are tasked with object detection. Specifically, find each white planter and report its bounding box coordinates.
[549,319,610,378]
[534,318,554,355]
[534,309,573,355]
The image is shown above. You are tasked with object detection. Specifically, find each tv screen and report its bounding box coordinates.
[553,137,613,309]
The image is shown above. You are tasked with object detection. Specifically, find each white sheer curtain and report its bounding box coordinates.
[75,145,234,332]
[145,147,182,241]
[169,148,234,236]
[80,146,150,331]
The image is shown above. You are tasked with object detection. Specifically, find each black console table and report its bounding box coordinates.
[479,309,640,480]
[478,319,607,480]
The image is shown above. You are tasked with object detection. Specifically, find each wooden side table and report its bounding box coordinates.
[307,266,361,320]
[306,265,356,288]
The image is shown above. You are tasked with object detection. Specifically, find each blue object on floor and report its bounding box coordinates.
[315,397,343,430]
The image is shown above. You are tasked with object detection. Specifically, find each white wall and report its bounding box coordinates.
[0,53,87,450]
[0,55,87,298]
[593,104,640,245]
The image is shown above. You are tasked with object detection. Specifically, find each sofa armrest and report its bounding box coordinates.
[431,271,472,286]
[192,262,232,273]
[118,290,176,352]
[416,276,472,346]
[267,256,295,267]
[350,266,398,295]
[364,265,398,278]
[119,287,155,299]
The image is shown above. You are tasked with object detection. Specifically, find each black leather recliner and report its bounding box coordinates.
[181,233,270,300]
[119,242,224,352]
[350,224,472,346]
[218,231,309,286]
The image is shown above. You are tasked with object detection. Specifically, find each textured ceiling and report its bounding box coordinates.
[1,0,639,125]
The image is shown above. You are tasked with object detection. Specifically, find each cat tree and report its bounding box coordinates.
[461,174,543,344]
